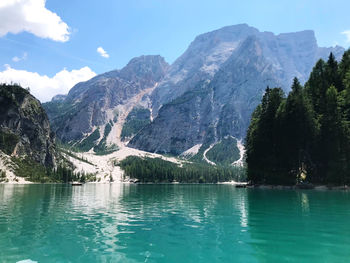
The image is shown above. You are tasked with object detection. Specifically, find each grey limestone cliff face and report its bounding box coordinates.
[128,25,344,154]
[44,55,169,143]
[129,82,214,154]
[0,84,57,167]
[150,24,261,115]
[129,36,280,154]
[150,25,344,116]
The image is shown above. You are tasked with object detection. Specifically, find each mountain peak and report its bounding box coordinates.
[277,29,317,47]
[125,55,167,65]
[120,55,169,81]
[191,24,259,48]
[278,29,315,39]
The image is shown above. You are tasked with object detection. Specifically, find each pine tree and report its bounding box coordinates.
[326,53,343,91]
[319,86,348,183]
[246,87,285,184]
[246,50,350,185]
[305,59,328,114]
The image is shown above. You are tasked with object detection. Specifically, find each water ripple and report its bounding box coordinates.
[1,185,350,262]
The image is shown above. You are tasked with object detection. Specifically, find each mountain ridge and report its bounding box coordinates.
[44,24,345,158]
[129,26,344,154]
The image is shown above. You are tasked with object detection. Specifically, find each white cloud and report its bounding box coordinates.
[341,30,350,43]
[0,66,96,102]
[97,46,109,58]
[12,57,21,62]
[0,0,70,42]
[12,52,28,62]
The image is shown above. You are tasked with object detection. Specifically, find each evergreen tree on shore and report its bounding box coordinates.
[246,51,350,185]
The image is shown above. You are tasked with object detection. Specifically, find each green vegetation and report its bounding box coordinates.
[50,165,96,183]
[93,123,118,155]
[57,140,84,154]
[0,83,44,118]
[0,83,97,183]
[189,126,218,163]
[119,156,246,183]
[94,144,118,155]
[11,157,96,183]
[12,157,49,182]
[246,51,350,185]
[121,107,151,140]
[189,143,211,163]
[75,128,100,152]
[59,148,94,166]
[43,100,84,132]
[0,131,19,155]
[93,124,111,153]
[0,83,29,109]
[0,169,7,182]
[22,97,43,116]
[113,109,119,123]
[206,137,240,166]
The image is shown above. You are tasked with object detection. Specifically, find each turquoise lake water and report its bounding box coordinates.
[1,184,350,262]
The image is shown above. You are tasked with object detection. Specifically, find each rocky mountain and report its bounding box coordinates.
[0,84,57,167]
[45,24,344,159]
[44,55,169,152]
[128,25,344,155]
[149,24,343,115]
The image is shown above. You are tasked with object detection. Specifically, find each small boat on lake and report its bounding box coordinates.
[235,183,247,188]
[71,182,83,186]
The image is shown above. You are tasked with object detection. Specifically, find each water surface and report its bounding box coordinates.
[1,184,350,262]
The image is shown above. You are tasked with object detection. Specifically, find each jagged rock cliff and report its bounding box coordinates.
[0,84,57,167]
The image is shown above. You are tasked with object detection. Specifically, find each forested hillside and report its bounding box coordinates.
[246,50,350,185]
[119,156,245,183]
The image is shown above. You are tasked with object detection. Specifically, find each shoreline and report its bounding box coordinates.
[246,184,350,190]
[1,181,349,190]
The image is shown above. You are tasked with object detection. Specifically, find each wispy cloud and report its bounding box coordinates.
[12,52,28,62]
[97,46,109,58]
[0,0,70,42]
[341,30,350,43]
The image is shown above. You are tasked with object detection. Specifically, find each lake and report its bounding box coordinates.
[1,184,350,262]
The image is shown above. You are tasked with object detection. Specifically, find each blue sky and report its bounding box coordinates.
[0,0,350,101]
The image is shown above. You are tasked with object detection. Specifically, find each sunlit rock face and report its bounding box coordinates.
[129,24,344,154]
